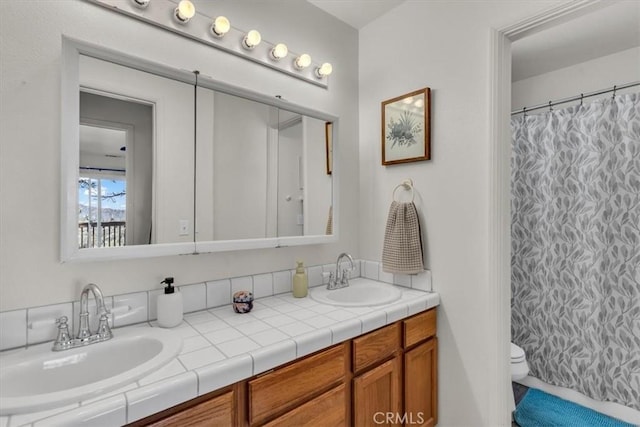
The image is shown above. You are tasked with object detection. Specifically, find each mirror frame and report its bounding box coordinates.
[61,37,338,262]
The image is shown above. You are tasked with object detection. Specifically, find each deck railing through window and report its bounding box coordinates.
[78,221,126,248]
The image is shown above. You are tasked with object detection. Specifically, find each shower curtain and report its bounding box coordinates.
[511,92,640,410]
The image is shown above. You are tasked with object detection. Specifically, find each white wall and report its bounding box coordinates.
[277,121,304,237]
[0,0,359,310]
[512,46,640,111]
[357,1,566,425]
[213,92,270,240]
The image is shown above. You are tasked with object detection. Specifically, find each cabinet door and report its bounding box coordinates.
[146,390,234,427]
[353,356,401,427]
[404,338,438,426]
[263,383,346,427]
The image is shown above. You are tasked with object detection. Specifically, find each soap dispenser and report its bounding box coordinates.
[157,277,183,328]
[292,261,308,298]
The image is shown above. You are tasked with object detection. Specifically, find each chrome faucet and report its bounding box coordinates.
[53,283,112,351]
[327,252,355,290]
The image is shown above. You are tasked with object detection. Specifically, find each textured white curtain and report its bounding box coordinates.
[511,93,640,410]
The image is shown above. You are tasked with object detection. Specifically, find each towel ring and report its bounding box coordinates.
[392,179,414,203]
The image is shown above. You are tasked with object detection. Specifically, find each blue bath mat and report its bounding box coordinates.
[514,388,635,427]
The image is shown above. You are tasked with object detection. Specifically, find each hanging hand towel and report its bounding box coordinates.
[325,206,333,235]
[382,201,424,274]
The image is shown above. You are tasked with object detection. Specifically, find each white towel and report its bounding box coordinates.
[382,201,424,274]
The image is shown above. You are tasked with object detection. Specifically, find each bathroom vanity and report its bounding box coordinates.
[130,308,438,427]
[0,278,438,426]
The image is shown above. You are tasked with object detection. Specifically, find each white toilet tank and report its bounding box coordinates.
[511,342,529,381]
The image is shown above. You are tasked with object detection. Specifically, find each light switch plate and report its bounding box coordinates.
[179,220,189,236]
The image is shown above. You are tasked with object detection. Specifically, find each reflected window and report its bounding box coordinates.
[78,176,126,248]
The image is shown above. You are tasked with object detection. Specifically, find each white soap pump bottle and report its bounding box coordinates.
[157,277,183,328]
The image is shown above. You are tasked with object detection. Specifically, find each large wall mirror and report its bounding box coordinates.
[61,38,338,261]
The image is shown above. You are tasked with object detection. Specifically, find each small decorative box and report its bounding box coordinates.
[232,290,254,314]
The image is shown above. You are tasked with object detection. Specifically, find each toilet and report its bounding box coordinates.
[511,342,529,381]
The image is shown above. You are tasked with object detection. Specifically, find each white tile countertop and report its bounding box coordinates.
[1,286,439,427]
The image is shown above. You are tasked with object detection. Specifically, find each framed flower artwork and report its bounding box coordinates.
[381,87,431,165]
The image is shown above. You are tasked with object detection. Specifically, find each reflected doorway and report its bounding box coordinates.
[79,91,153,248]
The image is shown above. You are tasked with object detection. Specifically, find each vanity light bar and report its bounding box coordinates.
[86,0,332,88]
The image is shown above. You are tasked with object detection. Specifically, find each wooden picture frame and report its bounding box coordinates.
[325,121,333,175]
[381,87,431,165]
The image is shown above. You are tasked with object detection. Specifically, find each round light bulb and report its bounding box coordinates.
[211,16,230,37]
[243,30,261,49]
[175,0,195,23]
[271,43,288,60]
[294,54,311,69]
[316,62,333,78]
[131,0,150,9]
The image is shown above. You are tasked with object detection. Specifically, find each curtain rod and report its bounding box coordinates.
[511,81,640,116]
[80,167,125,173]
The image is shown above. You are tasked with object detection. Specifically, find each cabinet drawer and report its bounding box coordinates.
[145,390,234,427]
[248,343,346,426]
[353,322,400,373]
[403,309,436,348]
[262,383,346,427]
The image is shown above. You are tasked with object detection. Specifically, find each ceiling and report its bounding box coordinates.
[511,1,640,81]
[80,125,126,158]
[307,0,639,81]
[306,0,405,29]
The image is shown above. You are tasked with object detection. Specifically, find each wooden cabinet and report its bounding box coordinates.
[131,308,437,427]
[352,308,437,426]
[405,339,438,426]
[353,322,401,374]
[403,308,436,348]
[402,308,438,426]
[262,384,346,427]
[142,389,235,427]
[248,343,347,426]
[353,356,401,426]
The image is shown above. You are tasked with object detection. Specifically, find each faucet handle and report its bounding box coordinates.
[52,316,72,351]
[324,271,337,289]
[56,315,69,329]
[339,268,351,285]
[96,313,113,341]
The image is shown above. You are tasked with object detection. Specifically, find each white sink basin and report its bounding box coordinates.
[310,278,403,307]
[0,327,182,415]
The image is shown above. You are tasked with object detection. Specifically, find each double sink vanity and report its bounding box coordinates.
[1,277,439,426]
